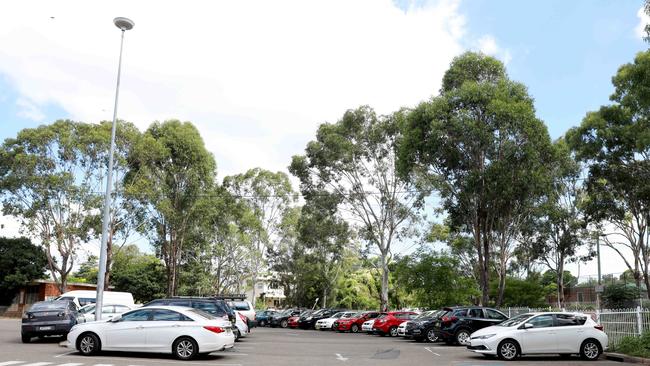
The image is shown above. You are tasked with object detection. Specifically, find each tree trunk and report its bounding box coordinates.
[380,253,389,312]
[557,261,565,309]
[481,228,490,306]
[496,270,506,307]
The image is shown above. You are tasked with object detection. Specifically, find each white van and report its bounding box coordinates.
[55,290,135,308]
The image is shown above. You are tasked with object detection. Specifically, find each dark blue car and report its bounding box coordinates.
[256,310,277,327]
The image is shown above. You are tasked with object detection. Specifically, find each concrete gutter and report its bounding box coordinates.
[606,352,650,364]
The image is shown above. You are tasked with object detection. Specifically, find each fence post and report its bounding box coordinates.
[637,306,643,335]
[508,307,511,318]
[595,309,600,323]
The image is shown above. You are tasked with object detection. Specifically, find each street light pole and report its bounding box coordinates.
[95,17,134,321]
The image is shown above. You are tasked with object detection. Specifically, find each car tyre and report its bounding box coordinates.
[455,329,471,346]
[259,320,266,327]
[173,336,198,360]
[389,326,398,337]
[580,339,602,361]
[351,324,359,333]
[281,320,288,328]
[426,328,438,343]
[234,329,240,341]
[497,339,520,361]
[21,333,31,343]
[77,332,101,356]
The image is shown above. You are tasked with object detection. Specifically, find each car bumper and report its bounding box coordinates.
[22,320,75,335]
[397,328,407,336]
[468,339,497,355]
[315,323,332,330]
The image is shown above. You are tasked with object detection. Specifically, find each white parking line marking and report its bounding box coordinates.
[335,353,349,361]
[54,352,77,358]
[0,362,25,366]
[55,363,84,366]
[424,347,441,356]
[20,363,53,366]
[91,364,113,366]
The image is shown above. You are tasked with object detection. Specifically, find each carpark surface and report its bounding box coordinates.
[0,319,633,366]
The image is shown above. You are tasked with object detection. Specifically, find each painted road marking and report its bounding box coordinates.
[424,347,441,356]
[0,362,25,366]
[335,353,348,361]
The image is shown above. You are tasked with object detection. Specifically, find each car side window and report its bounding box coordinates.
[115,305,130,313]
[194,302,218,314]
[101,306,114,314]
[468,309,483,318]
[528,315,554,328]
[555,314,586,326]
[121,309,152,321]
[169,300,191,307]
[152,309,189,321]
[486,309,507,320]
[454,309,468,317]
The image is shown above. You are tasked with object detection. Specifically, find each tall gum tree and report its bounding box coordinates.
[290,106,425,311]
[398,52,555,305]
[125,120,216,296]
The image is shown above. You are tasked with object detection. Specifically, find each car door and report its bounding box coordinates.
[465,308,486,331]
[146,309,192,351]
[485,309,509,326]
[554,313,587,353]
[520,314,557,354]
[104,309,152,350]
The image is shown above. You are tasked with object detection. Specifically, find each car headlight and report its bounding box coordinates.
[473,334,496,340]
[306,317,312,320]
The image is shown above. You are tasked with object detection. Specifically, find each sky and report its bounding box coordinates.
[0,0,648,280]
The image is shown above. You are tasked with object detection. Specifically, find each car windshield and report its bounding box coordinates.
[300,310,312,316]
[416,311,434,319]
[281,309,294,315]
[342,312,356,318]
[353,312,366,318]
[79,304,95,314]
[312,309,325,316]
[31,301,68,311]
[376,314,387,319]
[330,312,344,318]
[498,313,533,327]
[189,308,216,320]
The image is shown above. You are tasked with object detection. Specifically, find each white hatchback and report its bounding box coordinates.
[468,312,608,361]
[362,318,377,333]
[67,306,235,360]
[315,311,356,330]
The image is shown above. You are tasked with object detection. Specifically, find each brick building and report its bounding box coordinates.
[1,280,106,317]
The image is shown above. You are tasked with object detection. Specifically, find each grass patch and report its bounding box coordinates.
[615,332,650,358]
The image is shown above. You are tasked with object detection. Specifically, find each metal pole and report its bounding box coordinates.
[597,235,602,311]
[95,29,126,321]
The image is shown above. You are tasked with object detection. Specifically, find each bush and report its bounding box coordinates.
[615,331,650,358]
[602,284,640,309]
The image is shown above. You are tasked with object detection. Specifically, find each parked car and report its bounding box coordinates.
[315,311,356,330]
[398,310,438,337]
[256,310,277,327]
[21,300,80,343]
[228,300,255,324]
[362,317,379,333]
[333,311,381,333]
[428,306,508,346]
[67,306,234,360]
[78,303,134,323]
[143,297,235,325]
[269,308,302,328]
[298,308,338,329]
[288,314,302,328]
[468,312,608,361]
[372,311,418,337]
[407,309,450,341]
[56,290,135,308]
[233,310,249,341]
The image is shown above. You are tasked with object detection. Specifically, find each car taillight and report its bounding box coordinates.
[595,325,604,331]
[238,313,248,323]
[204,326,225,333]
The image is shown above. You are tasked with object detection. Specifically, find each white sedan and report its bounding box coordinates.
[315,311,356,330]
[78,303,134,323]
[468,312,608,361]
[67,306,235,360]
[233,310,249,341]
[362,318,376,333]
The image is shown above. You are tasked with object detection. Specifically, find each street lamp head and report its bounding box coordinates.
[113,17,134,31]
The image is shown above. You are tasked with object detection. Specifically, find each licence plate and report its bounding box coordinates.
[39,326,54,331]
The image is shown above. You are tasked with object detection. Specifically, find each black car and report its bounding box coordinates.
[298,308,340,329]
[408,309,450,342]
[143,297,235,325]
[21,300,80,343]
[413,306,508,345]
[270,308,302,328]
[255,310,277,327]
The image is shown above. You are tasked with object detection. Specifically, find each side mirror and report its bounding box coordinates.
[522,323,534,329]
[110,315,122,322]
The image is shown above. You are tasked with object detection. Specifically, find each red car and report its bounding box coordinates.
[372,311,418,337]
[287,315,301,328]
[333,311,381,333]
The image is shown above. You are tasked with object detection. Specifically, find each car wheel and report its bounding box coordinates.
[580,339,602,361]
[259,320,266,327]
[234,329,240,341]
[426,328,438,343]
[351,324,359,333]
[21,333,31,343]
[173,337,198,360]
[455,329,471,346]
[389,327,398,337]
[497,339,520,361]
[281,320,288,328]
[77,332,100,356]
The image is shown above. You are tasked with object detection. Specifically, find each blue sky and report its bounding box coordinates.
[0,0,647,275]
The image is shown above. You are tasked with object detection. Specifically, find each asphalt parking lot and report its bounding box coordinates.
[0,318,633,366]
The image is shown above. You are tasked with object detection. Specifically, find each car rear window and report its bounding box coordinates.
[193,301,228,316]
[31,301,68,311]
[452,309,468,317]
[230,301,250,311]
[189,309,217,320]
[555,314,587,326]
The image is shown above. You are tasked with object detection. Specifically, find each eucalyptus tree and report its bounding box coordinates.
[290,107,426,311]
[567,50,650,292]
[125,120,216,296]
[398,52,555,305]
[223,168,297,306]
[0,120,137,292]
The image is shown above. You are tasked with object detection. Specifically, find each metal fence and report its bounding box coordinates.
[498,306,650,348]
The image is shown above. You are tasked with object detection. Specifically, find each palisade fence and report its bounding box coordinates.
[497,306,650,347]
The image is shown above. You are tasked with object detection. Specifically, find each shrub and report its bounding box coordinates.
[615,331,650,358]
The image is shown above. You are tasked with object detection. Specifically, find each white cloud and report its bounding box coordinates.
[0,0,465,178]
[636,6,650,39]
[16,97,45,121]
[475,34,512,65]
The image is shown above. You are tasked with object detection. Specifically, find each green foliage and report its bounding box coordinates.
[110,245,166,303]
[398,52,555,304]
[602,284,641,309]
[71,255,99,284]
[615,331,650,358]
[393,251,479,308]
[0,237,47,304]
[489,277,546,307]
[125,120,216,296]
[334,268,381,310]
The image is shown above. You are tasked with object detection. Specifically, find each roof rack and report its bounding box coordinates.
[211,294,248,301]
